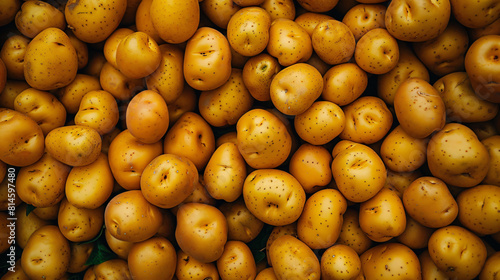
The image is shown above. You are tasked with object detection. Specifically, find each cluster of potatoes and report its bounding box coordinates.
[0,0,500,279]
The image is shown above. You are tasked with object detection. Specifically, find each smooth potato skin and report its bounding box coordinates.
[176,249,220,280]
[58,198,105,242]
[360,243,422,280]
[15,1,65,39]
[457,184,500,235]
[216,241,257,280]
[288,143,332,193]
[128,237,177,280]
[75,90,119,135]
[150,0,199,44]
[269,235,320,280]
[227,7,272,57]
[219,199,264,243]
[321,244,361,280]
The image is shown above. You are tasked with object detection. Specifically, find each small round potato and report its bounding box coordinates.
[58,198,104,242]
[75,90,119,135]
[321,244,361,280]
[99,62,144,101]
[243,169,306,226]
[337,208,373,255]
[128,236,177,280]
[57,74,102,114]
[242,53,281,102]
[342,4,386,41]
[217,241,257,280]
[219,198,264,242]
[396,216,434,250]
[15,1,65,38]
[457,184,500,235]
[116,32,162,79]
[0,34,30,80]
[289,143,332,193]
[355,28,399,74]
[104,228,133,260]
[269,235,320,280]
[227,7,272,57]
[360,243,421,279]
[201,0,241,29]
[312,19,355,65]
[267,18,313,66]
[14,204,50,249]
[266,223,298,265]
[103,28,135,69]
[176,249,220,280]
[150,0,199,44]
[140,154,198,209]
[322,62,367,106]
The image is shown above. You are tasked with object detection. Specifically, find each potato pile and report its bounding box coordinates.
[0,0,499,279]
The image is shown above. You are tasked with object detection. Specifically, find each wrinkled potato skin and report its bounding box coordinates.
[457,184,500,235]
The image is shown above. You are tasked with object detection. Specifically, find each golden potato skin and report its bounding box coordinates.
[65,0,127,43]
[15,1,65,39]
[269,235,320,280]
[260,0,295,21]
[296,0,339,12]
[219,198,264,242]
[176,249,220,280]
[24,27,78,91]
[451,0,500,28]
[288,143,332,193]
[394,78,446,139]
[267,18,313,66]
[175,203,228,263]
[75,90,119,135]
[270,63,323,116]
[479,251,500,280]
[227,7,272,57]
[243,169,306,226]
[457,184,500,235]
[17,152,70,208]
[294,12,334,36]
[242,53,281,102]
[321,244,361,280]
[216,241,257,280]
[86,259,132,280]
[342,4,386,41]
[396,216,434,250]
[99,62,144,101]
[385,0,450,42]
[297,189,347,249]
[0,0,20,26]
[57,74,102,114]
[104,228,133,260]
[45,125,101,167]
[336,208,373,255]
[354,28,399,75]
[21,225,70,280]
[403,176,458,228]
[141,154,198,209]
[201,0,241,29]
[0,108,44,167]
[67,242,93,273]
[482,135,500,185]
[322,62,367,106]
[236,109,292,169]
[428,225,487,280]
[360,243,422,280]
[419,250,449,280]
[58,198,104,242]
[1,34,30,81]
[183,27,232,91]
[105,190,163,243]
[312,19,355,65]
[14,204,50,249]
[128,237,177,280]
[256,267,278,280]
[115,32,162,79]
[0,80,30,110]
[427,123,490,188]
[150,0,199,44]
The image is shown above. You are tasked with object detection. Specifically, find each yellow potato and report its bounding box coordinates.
[260,0,295,21]
[67,242,93,274]
[288,143,332,193]
[57,74,102,114]
[217,241,257,279]
[267,18,313,66]
[14,204,50,249]
[167,86,197,126]
[269,235,320,280]
[65,0,127,43]
[104,190,163,242]
[58,198,104,242]
[219,198,264,242]
[243,169,306,226]
[115,31,162,79]
[396,216,434,250]
[24,27,78,90]
[21,225,70,280]
[176,249,220,279]
[67,30,88,70]
[321,244,361,280]
[141,154,198,209]
[450,0,500,28]
[360,243,421,279]
[242,53,281,102]
[0,0,20,26]
[103,28,135,69]
[342,4,386,41]
[227,7,272,57]
[128,236,177,280]
[15,1,65,38]
[104,228,133,260]
[354,28,399,75]
[482,135,500,185]
[479,251,500,280]
[0,80,30,109]
[322,62,368,106]
[0,35,30,80]
[419,250,449,280]
[297,189,347,249]
[296,0,339,12]
[45,125,101,167]
[150,0,199,44]
[457,184,500,235]
[312,19,355,65]
[201,0,241,29]
[99,62,144,101]
[75,90,119,135]
[256,267,278,280]
[294,12,334,36]
[85,259,132,280]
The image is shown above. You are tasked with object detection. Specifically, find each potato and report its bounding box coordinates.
[116,32,162,79]
[219,198,264,242]
[402,176,458,228]
[355,28,399,75]
[164,112,215,171]
[450,0,500,28]
[413,21,469,77]
[99,62,144,101]
[428,225,487,280]
[269,235,320,280]
[419,250,449,280]
[17,152,70,208]
[65,0,127,43]
[65,153,114,209]
[335,208,373,255]
[21,225,70,280]
[479,251,500,280]
[359,187,406,242]
[183,27,232,91]
[103,28,135,69]
[331,141,387,203]
[85,259,132,280]
[175,202,228,263]
[260,0,295,21]
[427,123,490,187]
[67,242,93,274]
[457,184,500,235]
[126,90,169,143]
[14,204,49,249]
[199,68,254,127]
[14,88,66,136]
[31,202,59,221]
[297,189,347,249]
[482,135,500,185]
[108,129,163,190]
[74,90,119,135]
[312,19,355,65]
[57,74,102,114]
[0,35,30,80]
[234,0,265,6]
[433,72,498,123]
[385,0,450,42]
[380,125,428,172]
[15,1,65,38]
[134,0,162,43]
[340,96,393,144]
[178,176,217,208]
[67,30,89,70]
[236,109,292,169]
[377,43,430,106]
[296,0,339,12]
[45,125,101,167]
[145,44,184,104]
[267,18,313,66]
[360,243,421,279]
[104,228,133,260]
[342,4,386,41]
[176,249,220,280]
[294,12,333,36]
[167,86,197,126]
[105,190,163,243]
[270,63,323,116]
[256,267,278,280]
[141,154,198,209]
[201,0,241,29]
[24,27,78,90]
[243,169,306,226]
[242,53,281,102]
[0,80,30,110]
[0,0,20,26]
[128,236,177,280]
[150,0,199,44]
[464,35,500,103]
[322,63,367,106]
[469,17,500,41]
[0,259,29,280]
[289,143,332,193]
[321,244,361,280]
[58,198,104,242]
[397,216,434,250]
[394,78,446,139]
[217,241,257,280]
[227,7,272,57]
[266,223,298,265]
